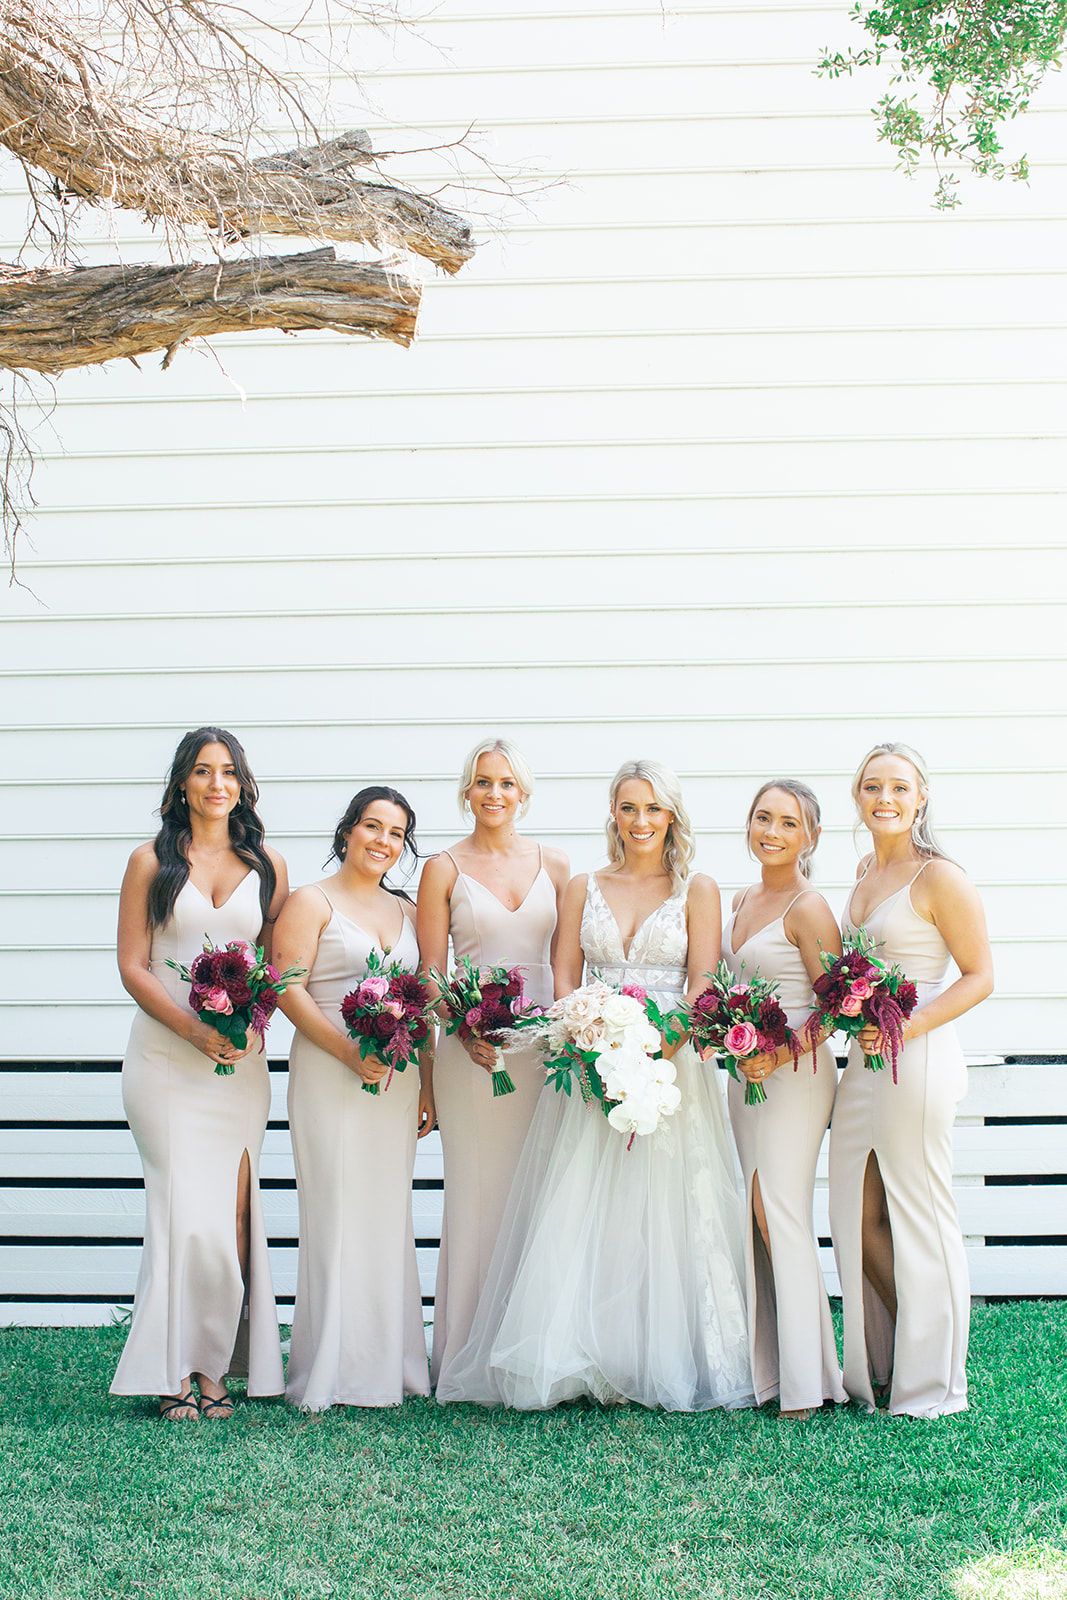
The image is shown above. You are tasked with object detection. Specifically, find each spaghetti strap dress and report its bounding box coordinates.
[723,890,846,1412]
[437,875,753,1411]
[285,891,428,1409]
[111,871,283,1398]
[828,864,970,1417]
[430,848,557,1391]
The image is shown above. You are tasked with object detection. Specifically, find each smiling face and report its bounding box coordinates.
[612,778,673,862]
[344,799,410,880]
[857,754,927,840]
[182,741,241,822]
[748,786,815,871]
[465,751,525,829]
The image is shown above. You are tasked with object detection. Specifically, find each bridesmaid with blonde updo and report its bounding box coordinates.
[722,779,847,1419]
[417,738,569,1393]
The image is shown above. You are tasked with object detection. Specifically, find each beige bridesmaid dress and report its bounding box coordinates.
[430,848,556,1392]
[829,863,971,1417]
[285,890,429,1409]
[111,871,283,1398]
[723,891,846,1413]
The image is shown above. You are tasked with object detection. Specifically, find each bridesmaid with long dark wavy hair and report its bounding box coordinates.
[111,727,288,1420]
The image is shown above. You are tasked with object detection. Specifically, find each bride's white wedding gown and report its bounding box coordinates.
[436,875,754,1411]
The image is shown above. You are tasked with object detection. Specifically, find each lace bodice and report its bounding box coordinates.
[580,875,689,1006]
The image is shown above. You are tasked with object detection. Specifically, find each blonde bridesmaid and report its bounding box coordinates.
[112,727,288,1420]
[417,738,569,1392]
[722,780,847,1419]
[275,786,434,1410]
[829,743,993,1417]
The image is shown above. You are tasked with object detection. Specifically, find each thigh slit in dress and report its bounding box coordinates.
[111,872,283,1398]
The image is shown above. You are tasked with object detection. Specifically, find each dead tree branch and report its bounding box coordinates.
[0,246,419,373]
[0,15,476,272]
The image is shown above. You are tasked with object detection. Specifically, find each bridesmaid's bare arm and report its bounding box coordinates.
[552,874,589,998]
[414,853,457,1006]
[116,844,240,1065]
[274,885,388,1084]
[257,846,290,960]
[683,873,721,1007]
[542,846,572,966]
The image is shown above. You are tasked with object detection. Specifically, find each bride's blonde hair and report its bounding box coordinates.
[605,760,695,888]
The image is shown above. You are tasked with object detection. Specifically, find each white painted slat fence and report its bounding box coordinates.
[0,1063,1062,1325]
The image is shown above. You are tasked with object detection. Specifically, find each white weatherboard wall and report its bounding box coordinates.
[0,1,1065,1321]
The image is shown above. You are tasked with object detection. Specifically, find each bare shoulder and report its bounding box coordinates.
[685,872,720,906]
[855,852,874,880]
[786,887,839,938]
[265,845,287,873]
[124,841,158,883]
[542,845,571,883]
[563,871,590,903]
[918,855,978,906]
[419,851,460,892]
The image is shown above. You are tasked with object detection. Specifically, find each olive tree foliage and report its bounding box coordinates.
[818,0,1067,208]
[0,0,476,563]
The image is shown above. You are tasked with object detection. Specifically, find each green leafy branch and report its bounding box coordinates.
[817,0,1067,207]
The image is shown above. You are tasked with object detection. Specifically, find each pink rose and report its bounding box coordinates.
[849,978,873,1000]
[840,994,863,1017]
[383,999,405,1019]
[724,1021,758,1056]
[201,985,234,1015]
[621,984,648,1002]
[356,976,389,1005]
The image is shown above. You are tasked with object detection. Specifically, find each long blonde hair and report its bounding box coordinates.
[605,760,695,887]
[851,742,949,859]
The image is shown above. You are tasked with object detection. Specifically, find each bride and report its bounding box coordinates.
[437,760,754,1411]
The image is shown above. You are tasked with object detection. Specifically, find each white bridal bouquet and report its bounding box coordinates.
[510,978,686,1144]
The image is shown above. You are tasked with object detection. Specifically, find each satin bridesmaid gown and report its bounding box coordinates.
[828,862,971,1417]
[723,889,846,1413]
[285,890,428,1409]
[111,871,283,1398]
[430,848,556,1392]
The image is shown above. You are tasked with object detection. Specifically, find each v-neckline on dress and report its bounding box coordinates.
[592,874,679,961]
[322,893,407,953]
[186,870,254,912]
[847,863,927,928]
[456,860,545,916]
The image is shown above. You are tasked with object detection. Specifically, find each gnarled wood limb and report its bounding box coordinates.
[0,9,475,272]
[0,246,419,373]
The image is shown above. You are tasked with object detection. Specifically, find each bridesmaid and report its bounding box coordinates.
[417,737,569,1392]
[111,727,288,1420]
[722,780,847,1419]
[274,786,434,1410]
[829,742,993,1417]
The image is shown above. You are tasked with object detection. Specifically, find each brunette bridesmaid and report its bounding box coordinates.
[111,727,288,1420]
[722,780,847,1418]
[417,738,569,1392]
[275,787,433,1409]
[829,743,993,1417]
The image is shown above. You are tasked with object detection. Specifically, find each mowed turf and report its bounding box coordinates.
[1,1302,1064,1600]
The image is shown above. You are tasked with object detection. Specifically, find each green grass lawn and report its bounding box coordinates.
[2,1302,1065,1600]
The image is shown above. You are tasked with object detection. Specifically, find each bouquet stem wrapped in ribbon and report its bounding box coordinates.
[509,977,686,1145]
[340,948,434,1094]
[687,959,798,1106]
[430,956,544,1096]
[810,928,918,1082]
[167,937,305,1075]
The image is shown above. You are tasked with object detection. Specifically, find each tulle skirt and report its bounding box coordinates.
[436,1044,755,1411]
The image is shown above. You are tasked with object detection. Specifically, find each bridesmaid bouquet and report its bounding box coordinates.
[687,959,797,1106]
[811,929,918,1083]
[510,978,686,1144]
[167,938,305,1075]
[340,949,434,1095]
[429,955,545,1097]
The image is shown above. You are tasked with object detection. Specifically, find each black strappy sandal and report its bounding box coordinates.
[197,1391,234,1420]
[159,1392,198,1421]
